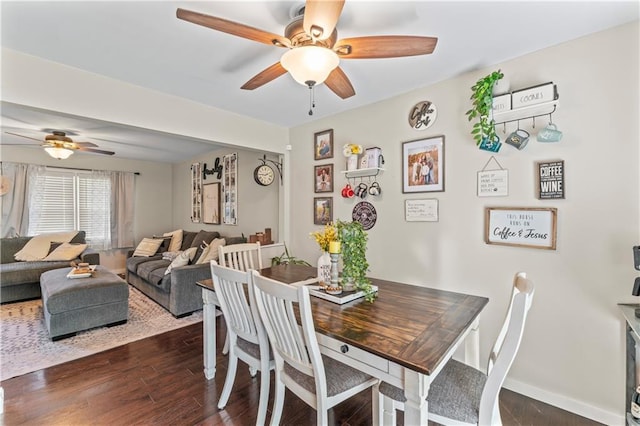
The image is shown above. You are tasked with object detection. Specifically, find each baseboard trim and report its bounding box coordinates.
[503,378,622,425]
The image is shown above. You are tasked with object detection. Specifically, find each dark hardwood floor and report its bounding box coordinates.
[1,320,602,425]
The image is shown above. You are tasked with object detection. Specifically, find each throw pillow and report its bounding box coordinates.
[180,231,198,251]
[43,243,88,261]
[163,229,183,253]
[196,238,226,264]
[132,238,164,257]
[14,231,80,261]
[162,251,182,262]
[165,247,197,275]
[191,230,220,261]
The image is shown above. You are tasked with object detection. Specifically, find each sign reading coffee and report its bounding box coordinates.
[537,160,565,199]
[485,207,557,250]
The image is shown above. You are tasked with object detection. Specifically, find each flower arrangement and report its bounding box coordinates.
[310,223,337,252]
[342,143,363,157]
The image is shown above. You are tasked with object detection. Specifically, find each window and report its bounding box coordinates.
[28,169,111,249]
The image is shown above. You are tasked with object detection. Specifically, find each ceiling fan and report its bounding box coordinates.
[176,0,438,100]
[4,130,115,159]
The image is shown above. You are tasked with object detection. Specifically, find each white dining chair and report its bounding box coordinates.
[374,271,535,426]
[251,270,379,426]
[217,242,263,355]
[218,242,262,272]
[210,262,273,426]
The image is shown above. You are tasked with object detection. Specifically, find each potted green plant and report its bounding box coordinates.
[465,69,504,145]
[271,244,311,267]
[336,220,375,302]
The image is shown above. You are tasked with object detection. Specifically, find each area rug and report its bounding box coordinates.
[0,286,203,381]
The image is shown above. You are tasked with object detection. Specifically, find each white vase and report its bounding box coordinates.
[347,154,359,171]
[317,252,331,287]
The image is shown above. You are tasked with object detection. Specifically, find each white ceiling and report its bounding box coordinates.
[1,1,638,162]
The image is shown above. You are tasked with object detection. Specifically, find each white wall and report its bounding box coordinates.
[1,48,289,155]
[172,147,280,241]
[287,22,639,424]
[0,146,173,272]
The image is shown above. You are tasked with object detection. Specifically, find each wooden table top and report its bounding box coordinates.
[198,264,489,376]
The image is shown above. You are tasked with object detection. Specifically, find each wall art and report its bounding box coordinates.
[191,162,202,223]
[477,156,508,197]
[314,164,334,193]
[485,207,557,250]
[313,197,333,225]
[402,135,445,193]
[537,160,565,199]
[314,129,334,160]
[222,152,237,225]
[352,201,377,230]
[408,100,437,130]
[202,182,221,224]
[405,199,438,222]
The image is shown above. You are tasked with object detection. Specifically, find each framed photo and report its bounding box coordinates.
[313,197,333,225]
[314,129,334,160]
[314,164,334,193]
[202,183,221,224]
[402,135,445,193]
[485,207,557,250]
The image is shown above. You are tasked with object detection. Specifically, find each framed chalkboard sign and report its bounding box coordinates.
[485,207,557,250]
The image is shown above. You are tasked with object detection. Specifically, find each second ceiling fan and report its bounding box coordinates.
[176,0,438,99]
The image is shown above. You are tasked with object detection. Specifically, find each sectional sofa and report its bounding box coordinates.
[126,230,245,317]
[0,231,100,303]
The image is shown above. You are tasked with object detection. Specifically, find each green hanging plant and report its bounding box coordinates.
[465,70,504,145]
[336,220,376,302]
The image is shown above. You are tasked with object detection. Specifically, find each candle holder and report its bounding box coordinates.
[330,253,340,287]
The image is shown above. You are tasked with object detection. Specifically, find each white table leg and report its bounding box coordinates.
[403,370,429,426]
[464,317,481,369]
[202,289,218,380]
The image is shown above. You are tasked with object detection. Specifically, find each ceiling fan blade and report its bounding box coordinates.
[77,147,115,156]
[73,141,99,148]
[335,36,438,59]
[325,67,355,99]
[4,132,43,142]
[241,62,288,90]
[303,0,345,40]
[176,8,291,48]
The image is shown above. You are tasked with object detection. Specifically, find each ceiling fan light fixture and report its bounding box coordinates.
[281,46,339,86]
[44,146,74,160]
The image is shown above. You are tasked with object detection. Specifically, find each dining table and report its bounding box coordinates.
[196,263,489,425]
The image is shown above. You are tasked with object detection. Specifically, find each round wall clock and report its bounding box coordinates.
[352,201,377,230]
[408,100,437,130]
[254,164,275,186]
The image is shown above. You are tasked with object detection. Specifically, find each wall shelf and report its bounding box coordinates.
[341,167,385,179]
[493,99,559,126]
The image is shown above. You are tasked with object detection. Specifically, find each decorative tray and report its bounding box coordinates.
[67,265,97,279]
[307,285,378,305]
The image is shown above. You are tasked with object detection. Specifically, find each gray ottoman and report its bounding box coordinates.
[40,266,129,340]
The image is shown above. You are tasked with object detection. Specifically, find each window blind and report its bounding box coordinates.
[28,169,111,248]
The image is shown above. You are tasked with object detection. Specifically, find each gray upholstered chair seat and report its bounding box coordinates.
[284,354,375,398]
[379,359,487,423]
[237,336,273,360]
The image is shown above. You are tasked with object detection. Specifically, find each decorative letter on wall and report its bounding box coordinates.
[222,153,237,225]
[191,163,202,223]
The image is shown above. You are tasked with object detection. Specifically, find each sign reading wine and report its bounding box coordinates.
[485,207,557,250]
[537,160,565,199]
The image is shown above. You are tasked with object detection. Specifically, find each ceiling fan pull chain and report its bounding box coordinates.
[307,80,316,116]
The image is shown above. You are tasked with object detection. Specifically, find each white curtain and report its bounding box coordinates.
[110,171,135,249]
[1,162,43,237]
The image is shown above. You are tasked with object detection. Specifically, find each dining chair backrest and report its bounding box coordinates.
[210,261,273,425]
[251,270,322,381]
[210,261,265,349]
[218,242,263,272]
[479,271,535,425]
